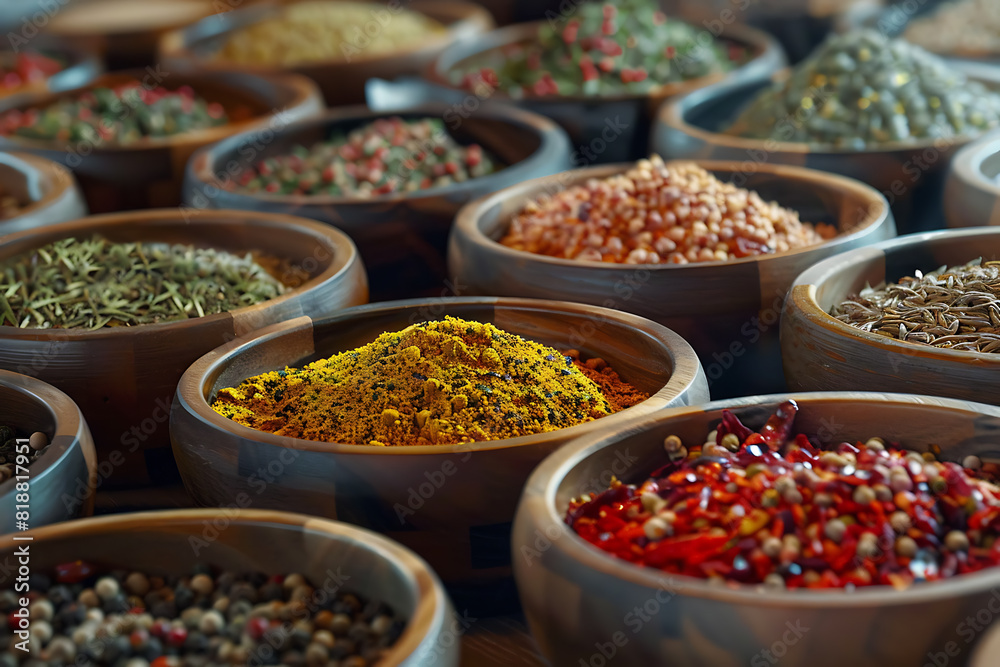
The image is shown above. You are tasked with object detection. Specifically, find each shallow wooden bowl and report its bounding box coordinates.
[0,369,96,532]
[514,391,1000,667]
[0,152,87,236]
[389,20,785,164]
[653,75,999,234]
[0,208,368,489]
[0,69,323,213]
[0,509,458,666]
[160,0,494,107]
[171,297,709,589]
[449,160,895,399]
[945,128,1000,227]
[781,228,1000,405]
[183,103,572,301]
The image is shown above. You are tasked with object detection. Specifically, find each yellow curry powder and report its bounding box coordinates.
[212,317,645,446]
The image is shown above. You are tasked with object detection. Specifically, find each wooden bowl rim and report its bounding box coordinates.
[424,19,782,104]
[44,0,216,37]
[0,368,93,498]
[1,507,449,666]
[949,127,1000,199]
[0,208,361,340]
[0,151,79,221]
[0,69,320,153]
[519,390,1000,606]
[453,158,891,271]
[186,102,570,206]
[175,296,706,456]
[788,227,1000,367]
[658,71,1000,155]
[159,0,494,70]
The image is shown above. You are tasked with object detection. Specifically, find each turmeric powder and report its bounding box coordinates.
[211,317,649,446]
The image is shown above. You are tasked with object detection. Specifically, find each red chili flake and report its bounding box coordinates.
[246,616,270,641]
[563,20,579,44]
[664,46,677,58]
[601,19,616,35]
[55,560,95,584]
[600,39,624,57]
[599,57,616,73]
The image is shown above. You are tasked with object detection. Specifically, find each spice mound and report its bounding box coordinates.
[727,30,1000,148]
[905,0,1000,58]
[0,82,229,145]
[229,117,499,198]
[0,51,65,93]
[4,563,406,664]
[831,258,1000,353]
[0,236,299,330]
[499,157,835,264]
[454,0,738,98]
[212,317,649,446]
[215,1,446,66]
[0,425,48,483]
[566,400,1000,590]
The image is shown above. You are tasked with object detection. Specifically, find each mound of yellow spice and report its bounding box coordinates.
[211,318,643,446]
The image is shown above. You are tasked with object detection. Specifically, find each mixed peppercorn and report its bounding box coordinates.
[500,157,835,264]
[0,52,65,94]
[454,0,740,98]
[567,400,1000,589]
[728,30,1000,148]
[229,117,499,198]
[1,564,405,665]
[0,82,229,145]
[0,424,47,484]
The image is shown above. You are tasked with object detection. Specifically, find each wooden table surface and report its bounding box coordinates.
[96,486,550,666]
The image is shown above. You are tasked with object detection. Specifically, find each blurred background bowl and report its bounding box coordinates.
[782,228,1000,405]
[0,69,323,213]
[0,39,102,98]
[653,75,1000,234]
[365,20,784,164]
[0,368,96,532]
[170,297,708,600]
[513,391,1000,667]
[183,103,572,301]
[449,160,894,399]
[0,508,459,666]
[945,128,1000,227]
[0,208,368,489]
[160,0,494,107]
[0,152,87,236]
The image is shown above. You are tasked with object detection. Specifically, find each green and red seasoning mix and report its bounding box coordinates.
[567,401,1000,590]
[453,0,740,98]
[0,82,229,145]
[229,117,499,198]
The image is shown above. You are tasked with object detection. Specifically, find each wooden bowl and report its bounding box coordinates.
[653,74,1000,234]
[449,160,895,399]
[0,369,96,532]
[945,127,1000,227]
[0,208,368,489]
[781,228,1000,405]
[0,152,87,236]
[160,0,494,107]
[43,0,218,70]
[170,297,709,590]
[391,20,785,164]
[183,103,572,301]
[0,69,323,213]
[0,508,459,666]
[513,391,1000,667]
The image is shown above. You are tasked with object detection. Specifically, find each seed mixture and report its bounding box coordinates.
[215,1,445,66]
[499,157,835,264]
[905,0,1000,58]
[455,0,738,98]
[0,564,405,665]
[0,82,229,145]
[728,30,1000,148]
[0,52,65,93]
[229,117,499,198]
[0,237,298,330]
[567,400,1000,589]
[212,317,648,446]
[0,424,48,483]
[831,258,1000,353]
